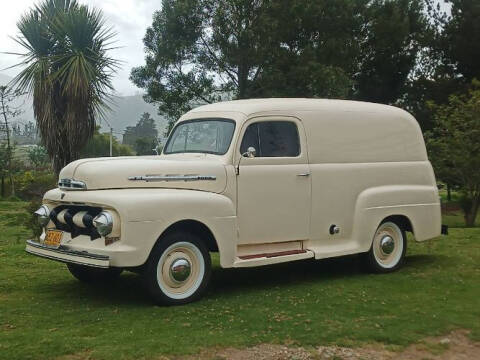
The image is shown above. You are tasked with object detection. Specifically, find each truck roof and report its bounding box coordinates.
[187,98,408,118]
[182,98,427,163]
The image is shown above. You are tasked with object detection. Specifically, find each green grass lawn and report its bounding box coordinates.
[1,200,479,360]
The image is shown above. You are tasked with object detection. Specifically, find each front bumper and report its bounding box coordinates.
[25,240,110,268]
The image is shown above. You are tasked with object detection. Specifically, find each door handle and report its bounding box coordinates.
[297,173,310,177]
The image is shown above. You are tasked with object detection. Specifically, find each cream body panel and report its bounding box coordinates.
[43,188,237,267]
[298,108,427,163]
[305,161,441,258]
[233,116,311,245]
[59,155,228,193]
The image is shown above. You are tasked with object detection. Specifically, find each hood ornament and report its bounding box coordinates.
[58,178,87,190]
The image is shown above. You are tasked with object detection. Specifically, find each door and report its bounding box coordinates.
[236,117,311,245]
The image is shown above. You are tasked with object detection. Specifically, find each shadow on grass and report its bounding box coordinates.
[33,252,445,306]
[34,270,153,306]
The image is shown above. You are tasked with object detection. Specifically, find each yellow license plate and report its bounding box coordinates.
[44,230,63,248]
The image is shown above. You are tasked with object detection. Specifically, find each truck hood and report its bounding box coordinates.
[58,155,227,193]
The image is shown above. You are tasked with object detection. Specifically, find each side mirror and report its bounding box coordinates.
[236,146,256,175]
[243,146,256,158]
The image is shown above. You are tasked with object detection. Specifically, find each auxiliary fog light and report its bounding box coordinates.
[93,211,113,237]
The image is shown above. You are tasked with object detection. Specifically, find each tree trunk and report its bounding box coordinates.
[9,172,15,197]
[447,183,451,202]
[1,92,15,197]
[1,175,4,198]
[465,196,479,227]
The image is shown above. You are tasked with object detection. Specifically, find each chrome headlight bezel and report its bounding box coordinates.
[93,211,113,237]
[34,205,51,227]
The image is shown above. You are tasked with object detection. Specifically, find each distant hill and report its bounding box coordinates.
[0,72,168,143]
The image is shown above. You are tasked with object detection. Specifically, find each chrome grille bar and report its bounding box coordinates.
[128,175,216,182]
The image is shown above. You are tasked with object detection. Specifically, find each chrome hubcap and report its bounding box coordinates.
[380,235,395,255]
[169,258,191,283]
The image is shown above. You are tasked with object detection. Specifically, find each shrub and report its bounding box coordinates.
[15,171,57,201]
[24,198,43,239]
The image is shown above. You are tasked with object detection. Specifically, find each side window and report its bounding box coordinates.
[240,121,300,157]
[240,123,259,154]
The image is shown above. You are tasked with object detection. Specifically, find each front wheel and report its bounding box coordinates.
[365,221,406,273]
[143,232,211,305]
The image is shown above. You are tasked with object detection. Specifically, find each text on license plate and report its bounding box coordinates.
[44,230,63,247]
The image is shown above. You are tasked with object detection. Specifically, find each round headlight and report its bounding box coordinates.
[34,205,50,227]
[93,211,113,236]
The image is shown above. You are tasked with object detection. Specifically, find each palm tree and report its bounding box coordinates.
[11,0,118,174]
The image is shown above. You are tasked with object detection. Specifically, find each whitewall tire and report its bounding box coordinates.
[144,232,211,305]
[366,221,406,273]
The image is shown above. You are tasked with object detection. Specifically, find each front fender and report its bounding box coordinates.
[44,188,237,267]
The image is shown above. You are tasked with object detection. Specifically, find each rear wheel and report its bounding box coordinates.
[366,221,406,273]
[143,231,211,306]
[67,263,123,282]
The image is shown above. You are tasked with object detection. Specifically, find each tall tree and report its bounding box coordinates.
[131,0,268,130]
[441,0,480,82]
[11,0,118,174]
[122,112,159,147]
[0,85,24,197]
[253,0,367,99]
[355,0,429,104]
[426,81,480,227]
[132,0,429,131]
[402,0,480,130]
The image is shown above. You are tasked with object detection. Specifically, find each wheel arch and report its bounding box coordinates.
[381,214,414,234]
[159,219,219,253]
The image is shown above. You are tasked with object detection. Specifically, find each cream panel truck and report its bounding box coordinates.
[26,99,447,305]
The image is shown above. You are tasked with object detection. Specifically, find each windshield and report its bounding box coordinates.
[164,118,235,155]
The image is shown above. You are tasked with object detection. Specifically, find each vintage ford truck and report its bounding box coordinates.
[26,99,445,305]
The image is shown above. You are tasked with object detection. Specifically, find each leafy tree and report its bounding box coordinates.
[0,143,8,197]
[403,0,480,131]
[134,137,157,156]
[440,0,480,82]
[11,0,118,175]
[0,85,24,197]
[131,0,364,131]
[426,81,480,227]
[252,0,367,99]
[27,145,50,170]
[130,0,267,129]
[122,112,158,146]
[131,0,429,132]
[356,0,430,104]
[80,127,134,158]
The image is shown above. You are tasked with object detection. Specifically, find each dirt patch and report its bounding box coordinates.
[177,330,479,360]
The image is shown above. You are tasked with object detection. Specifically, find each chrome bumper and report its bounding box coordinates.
[25,240,110,268]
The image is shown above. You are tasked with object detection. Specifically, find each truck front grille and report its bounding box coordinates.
[50,205,102,240]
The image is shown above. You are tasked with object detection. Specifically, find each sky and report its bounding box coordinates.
[0,0,160,96]
[0,0,451,96]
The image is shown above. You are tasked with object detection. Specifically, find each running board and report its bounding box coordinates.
[233,249,314,268]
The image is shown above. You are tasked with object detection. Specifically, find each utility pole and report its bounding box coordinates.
[102,117,114,157]
[109,126,113,157]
